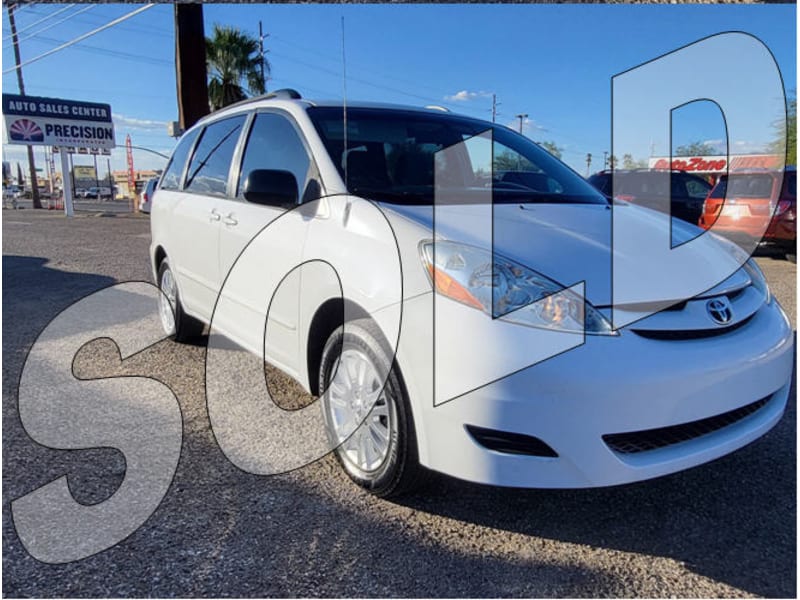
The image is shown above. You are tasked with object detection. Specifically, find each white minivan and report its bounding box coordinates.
[151,90,793,496]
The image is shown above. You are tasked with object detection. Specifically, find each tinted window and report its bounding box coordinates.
[711,173,774,199]
[684,176,711,199]
[781,172,796,200]
[237,112,312,201]
[185,115,246,196]
[161,128,200,190]
[587,174,611,194]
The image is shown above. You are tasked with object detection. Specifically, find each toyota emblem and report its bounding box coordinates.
[707,297,734,325]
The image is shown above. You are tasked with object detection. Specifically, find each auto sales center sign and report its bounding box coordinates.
[2,94,115,150]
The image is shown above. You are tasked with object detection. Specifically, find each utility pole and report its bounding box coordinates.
[93,153,100,199]
[603,151,609,170]
[174,4,209,129]
[7,2,42,209]
[516,113,528,134]
[491,94,497,123]
[586,153,593,177]
[107,158,113,195]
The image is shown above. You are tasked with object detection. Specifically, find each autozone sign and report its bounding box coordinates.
[648,154,782,173]
[2,94,115,150]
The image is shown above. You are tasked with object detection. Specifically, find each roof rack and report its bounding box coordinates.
[205,89,303,116]
[264,88,302,100]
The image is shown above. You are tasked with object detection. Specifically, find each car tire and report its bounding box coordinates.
[319,318,427,497]
[157,259,204,342]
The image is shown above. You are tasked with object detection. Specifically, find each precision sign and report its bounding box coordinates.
[2,94,115,150]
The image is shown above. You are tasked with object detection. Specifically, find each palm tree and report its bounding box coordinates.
[205,24,268,110]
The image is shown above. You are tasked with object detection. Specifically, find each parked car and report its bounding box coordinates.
[4,184,22,208]
[151,90,792,497]
[4,184,22,198]
[139,177,159,213]
[587,169,711,224]
[84,186,113,199]
[698,167,796,261]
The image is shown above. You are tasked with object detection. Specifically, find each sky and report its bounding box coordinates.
[1,3,796,177]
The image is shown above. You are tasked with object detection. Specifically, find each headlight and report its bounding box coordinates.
[742,258,771,304]
[420,241,616,335]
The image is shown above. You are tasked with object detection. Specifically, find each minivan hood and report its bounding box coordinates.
[378,201,718,306]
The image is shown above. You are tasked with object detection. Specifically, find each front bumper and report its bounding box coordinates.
[397,294,794,488]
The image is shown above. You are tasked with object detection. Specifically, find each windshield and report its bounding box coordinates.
[711,173,775,199]
[307,107,606,205]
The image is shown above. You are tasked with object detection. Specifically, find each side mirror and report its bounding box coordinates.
[242,169,298,207]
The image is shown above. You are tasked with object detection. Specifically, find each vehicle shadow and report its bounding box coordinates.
[393,369,796,598]
[3,255,117,315]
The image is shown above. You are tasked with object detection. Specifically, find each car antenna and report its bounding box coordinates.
[341,15,348,190]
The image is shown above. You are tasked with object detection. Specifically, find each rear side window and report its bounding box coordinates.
[185,115,247,196]
[236,112,312,201]
[161,128,200,191]
[684,176,711,199]
[587,174,611,194]
[781,172,796,200]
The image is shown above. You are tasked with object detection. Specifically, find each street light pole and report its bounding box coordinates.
[516,113,528,134]
[259,21,269,93]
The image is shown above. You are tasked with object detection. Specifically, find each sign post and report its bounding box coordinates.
[126,134,137,213]
[59,148,74,217]
[2,94,115,217]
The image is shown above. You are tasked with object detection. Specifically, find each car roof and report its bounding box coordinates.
[196,89,473,127]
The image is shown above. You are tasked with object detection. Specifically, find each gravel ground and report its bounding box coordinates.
[2,210,795,597]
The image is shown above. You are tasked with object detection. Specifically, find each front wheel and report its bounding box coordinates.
[319,318,427,497]
[157,259,205,342]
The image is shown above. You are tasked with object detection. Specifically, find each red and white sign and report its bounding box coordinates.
[125,134,135,194]
[648,154,782,174]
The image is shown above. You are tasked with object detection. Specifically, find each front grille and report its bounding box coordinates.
[603,395,771,454]
[466,425,558,457]
[632,314,753,340]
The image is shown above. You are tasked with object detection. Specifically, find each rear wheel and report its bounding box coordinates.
[157,259,204,342]
[319,318,426,497]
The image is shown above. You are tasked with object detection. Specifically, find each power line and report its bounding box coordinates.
[3,4,155,74]
[25,33,172,67]
[22,4,172,37]
[10,3,74,36]
[4,4,95,49]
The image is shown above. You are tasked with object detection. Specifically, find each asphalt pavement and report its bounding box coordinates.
[2,210,796,597]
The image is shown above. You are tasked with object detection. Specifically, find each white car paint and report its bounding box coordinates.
[151,96,793,488]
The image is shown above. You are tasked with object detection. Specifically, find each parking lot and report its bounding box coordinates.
[2,210,795,597]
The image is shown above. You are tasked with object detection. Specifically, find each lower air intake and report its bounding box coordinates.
[466,425,558,457]
[603,395,771,454]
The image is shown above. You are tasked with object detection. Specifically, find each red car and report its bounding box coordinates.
[698,167,796,260]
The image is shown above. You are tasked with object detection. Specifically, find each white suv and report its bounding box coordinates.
[151,90,793,496]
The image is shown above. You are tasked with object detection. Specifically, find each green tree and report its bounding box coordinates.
[675,141,719,157]
[770,95,796,166]
[206,24,268,110]
[539,140,563,159]
[621,154,647,169]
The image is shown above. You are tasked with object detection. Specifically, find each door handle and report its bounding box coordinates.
[210,208,221,221]
[223,213,238,226]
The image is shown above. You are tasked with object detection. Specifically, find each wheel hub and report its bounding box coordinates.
[325,348,393,473]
